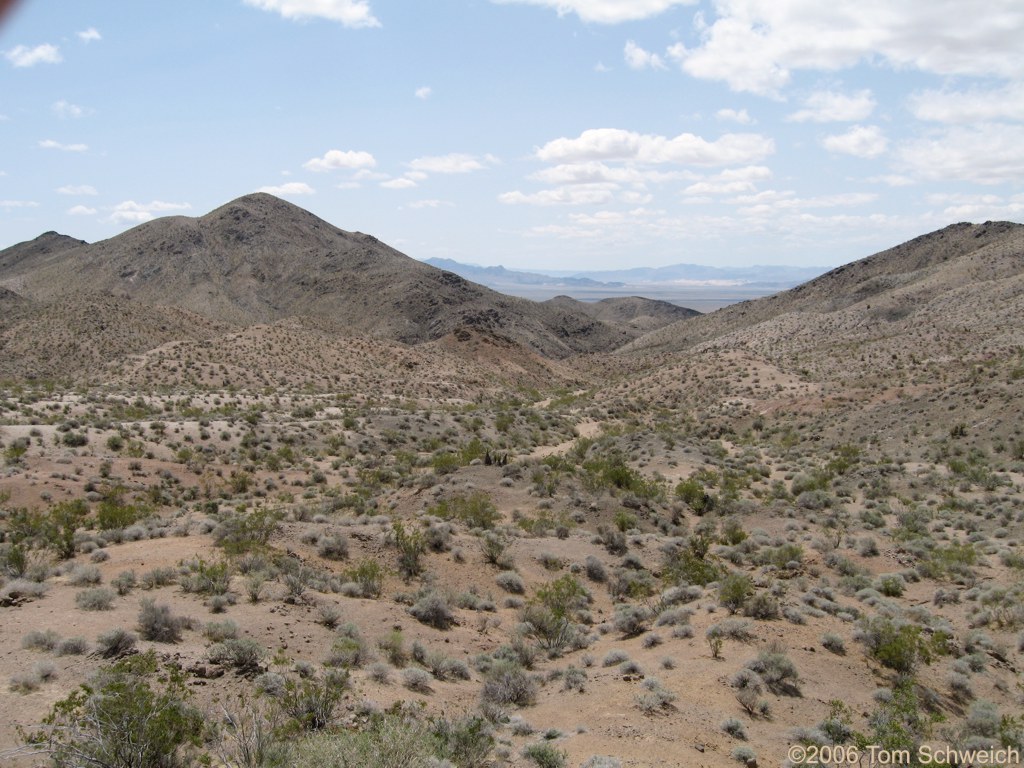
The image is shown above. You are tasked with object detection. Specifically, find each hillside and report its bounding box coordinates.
[543,295,700,333]
[626,221,1024,363]
[0,194,634,360]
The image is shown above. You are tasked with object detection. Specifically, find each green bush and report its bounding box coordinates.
[522,742,567,768]
[28,650,203,768]
[719,572,754,614]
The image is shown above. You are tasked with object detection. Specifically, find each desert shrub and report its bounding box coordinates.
[613,604,652,637]
[410,591,456,629]
[584,555,607,582]
[346,559,384,598]
[743,592,780,620]
[68,564,102,586]
[75,587,115,611]
[496,571,525,594]
[56,636,88,656]
[822,633,846,655]
[562,665,587,692]
[392,522,427,580]
[744,642,800,695]
[96,627,137,658]
[112,570,137,596]
[635,677,677,714]
[327,633,372,669]
[377,629,408,667]
[28,650,203,768]
[522,742,567,768]
[481,660,537,707]
[207,637,264,675]
[434,491,501,530]
[721,717,747,740]
[212,507,282,555]
[580,758,622,768]
[368,662,391,683]
[431,715,494,768]
[280,674,347,731]
[402,667,433,693]
[23,629,61,652]
[316,603,342,629]
[856,616,945,674]
[138,599,187,643]
[287,711,436,767]
[317,534,349,561]
[140,566,177,589]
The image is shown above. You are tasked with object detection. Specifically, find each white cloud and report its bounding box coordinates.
[303,149,376,172]
[531,161,694,186]
[77,28,102,43]
[925,192,1024,221]
[716,108,752,124]
[909,83,1024,124]
[683,165,772,196]
[672,0,1024,96]
[624,40,666,70]
[5,43,62,68]
[415,86,432,100]
[536,127,774,166]
[57,184,98,196]
[110,200,191,224]
[39,139,88,152]
[0,200,40,209]
[409,153,495,174]
[409,199,454,208]
[52,100,85,119]
[498,183,618,206]
[898,123,1024,185]
[242,0,380,28]
[490,0,697,24]
[867,174,915,188]
[67,205,97,215]
[380,178,417,189]
[257,182,315,195]
[734,189,877,216]
[822,125,887,158]
[788,89,875,123]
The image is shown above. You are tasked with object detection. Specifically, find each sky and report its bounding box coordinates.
[1,0,1023,271]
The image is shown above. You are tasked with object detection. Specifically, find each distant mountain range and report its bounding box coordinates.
[424,257,827,292]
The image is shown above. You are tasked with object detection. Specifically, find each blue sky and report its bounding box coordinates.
[2,0,1023,270]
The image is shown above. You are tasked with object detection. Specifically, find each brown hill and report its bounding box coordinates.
[626,220,1024,362]
[0,194,631,358]
[543,294,699,333]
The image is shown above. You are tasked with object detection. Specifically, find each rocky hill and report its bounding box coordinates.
[0,194,643,361]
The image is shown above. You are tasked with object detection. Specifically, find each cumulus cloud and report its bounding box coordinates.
[926,192,1024,220]
[498,183,618,206]
[110,200,191,224]
[624,40,666,70]
[716,108,753,124]
[415,86,432,100]
[67,205,97,215]
[242,0,380,28]
[5,43,62,67]
[52,100,85,119]
[0,199,39,209]
[380,177,417,189]
[39,139,88,152]
[490,0,697,24]
[788,89,875,122]
[409,153,496,174]
[256,182,315,195]
[822,125,888,158]
[409,199,454,208]
[303,149,377,172]
[77,28,102,43]
[734,189,877,216]
[683,165,772,196]
[536,127,773,166]
[57,184,98,195]
[909,83,1024,124]
[898,123,1024,184]
[671,0,1024,96]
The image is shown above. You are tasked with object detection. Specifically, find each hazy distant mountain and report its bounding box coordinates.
[423,258,621,289]
[544,263,828,287]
